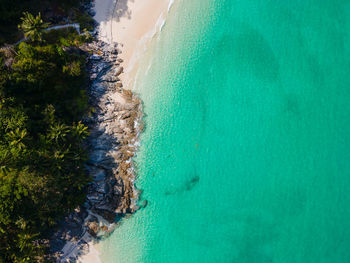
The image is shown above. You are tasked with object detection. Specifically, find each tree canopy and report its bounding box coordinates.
[18,12,50,42]
[0,13,91,262]
[0,0,94,45]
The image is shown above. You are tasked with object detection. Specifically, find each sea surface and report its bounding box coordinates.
[100,0,350,262]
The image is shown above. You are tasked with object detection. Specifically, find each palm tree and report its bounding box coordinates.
[18,12,49,42]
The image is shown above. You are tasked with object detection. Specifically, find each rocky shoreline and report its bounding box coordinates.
[49,38,143,261]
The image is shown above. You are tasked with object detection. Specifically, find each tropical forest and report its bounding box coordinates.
[0,0,94,261]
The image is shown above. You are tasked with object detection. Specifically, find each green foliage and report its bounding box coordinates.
[79,30,94,43]
[75,12,95,32]
[0,0,92,45]
[18,12,49,42]
[0,15,90,262]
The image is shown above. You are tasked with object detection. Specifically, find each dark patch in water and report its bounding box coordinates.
[214,23,280,83]
[185,176,200,191]
[165,176,200,195]
[284,94,300,116]
[142,200,148,208]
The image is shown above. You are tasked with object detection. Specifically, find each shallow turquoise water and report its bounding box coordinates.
[100,0,350,262]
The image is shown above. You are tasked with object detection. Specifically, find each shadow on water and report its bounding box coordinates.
[165,175,200,196]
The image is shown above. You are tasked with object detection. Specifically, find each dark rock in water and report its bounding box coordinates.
[165,176,200,195]
[142,199,148,208]
[186,175,200,191]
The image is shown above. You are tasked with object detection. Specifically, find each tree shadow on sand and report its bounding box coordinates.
[114,0,135,22]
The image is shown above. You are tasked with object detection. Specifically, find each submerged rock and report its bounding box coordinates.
[142,200,148,208]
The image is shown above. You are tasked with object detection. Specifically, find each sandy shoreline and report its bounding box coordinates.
[95,0,174,89]
[77,242,101,263]
[77,0,174,262]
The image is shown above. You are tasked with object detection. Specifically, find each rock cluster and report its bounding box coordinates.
[49,40,142,262]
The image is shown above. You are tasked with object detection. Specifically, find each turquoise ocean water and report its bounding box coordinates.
[100,0,350,262]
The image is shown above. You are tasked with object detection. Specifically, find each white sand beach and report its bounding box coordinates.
[77,242,101,263]
[95,0,174,88]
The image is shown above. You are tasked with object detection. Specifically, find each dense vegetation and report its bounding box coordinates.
[0,10,92,262]
[0,0,94,45]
